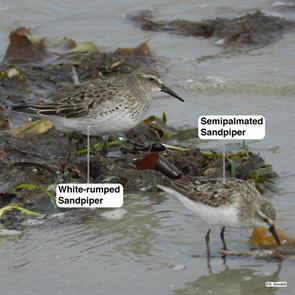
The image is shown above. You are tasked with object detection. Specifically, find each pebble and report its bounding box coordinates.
[22,217,45,226]
[215,38,225,46]
[0,229,22,236]
[173,264,186,271]
[100,208,127,220]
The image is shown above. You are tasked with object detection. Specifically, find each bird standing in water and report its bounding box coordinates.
[158,177,280,252]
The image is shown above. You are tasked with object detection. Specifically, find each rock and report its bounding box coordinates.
[100,208,128,220]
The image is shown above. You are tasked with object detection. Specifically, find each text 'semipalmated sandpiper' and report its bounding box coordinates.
[158,177,280,250]
[11,68,183,135]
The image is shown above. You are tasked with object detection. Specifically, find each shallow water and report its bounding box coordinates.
[1,1,295,294]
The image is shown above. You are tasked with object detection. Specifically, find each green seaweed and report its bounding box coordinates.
[0,203,42,219]
[227,158,237,177]
[11,183,56,206]
[162,143,190,151]
[173,128,198,141]
[161,112,167,125]
[75,139,123,155]
[143,115,156,124]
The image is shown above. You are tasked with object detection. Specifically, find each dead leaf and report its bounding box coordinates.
[115,40,150,56]
[143,115,156,124]
[9,119,54,139]
[146,122,164,138]
[71,41,98,53]
[136,152,160,170]
[250,226,295,248]
[48,37,77,54]
[109,60,123,69]
[3,27,50,64]
[136,152,182,179]
[0,116,10,130]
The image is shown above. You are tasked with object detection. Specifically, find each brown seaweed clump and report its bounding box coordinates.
[0,27,155,106]
[128,10,292,51]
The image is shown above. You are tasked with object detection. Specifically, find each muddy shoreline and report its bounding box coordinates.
[0,26,280,227]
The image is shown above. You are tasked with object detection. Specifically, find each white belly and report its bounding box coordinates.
[158,185,240,228]
[49,113,138,135]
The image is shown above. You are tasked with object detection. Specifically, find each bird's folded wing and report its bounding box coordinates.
[11,93,94,118]
[11,78,127,118]
[169,177,236,208]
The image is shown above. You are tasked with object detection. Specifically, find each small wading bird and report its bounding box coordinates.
[10,68,183,136]
[158,177,280,252]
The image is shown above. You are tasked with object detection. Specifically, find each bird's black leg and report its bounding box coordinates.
[67,132,74,165]
[76,133,85,150]
[220,226,227,251]
[102,134,109,155]
[205,228,211,244]
[205,228,211,256]
[67,131,82,164]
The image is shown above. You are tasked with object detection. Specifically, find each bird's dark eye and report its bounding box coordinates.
[148,77,154,81]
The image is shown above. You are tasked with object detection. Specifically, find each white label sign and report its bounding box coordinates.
[56,183,123,208]
[198,115,265,140]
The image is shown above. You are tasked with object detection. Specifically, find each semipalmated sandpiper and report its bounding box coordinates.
[158,177,280,251]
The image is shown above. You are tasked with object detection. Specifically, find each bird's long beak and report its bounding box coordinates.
[269,225,281,245]
[160,85,184,102]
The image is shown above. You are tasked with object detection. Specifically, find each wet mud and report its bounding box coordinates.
[0,27,280,240]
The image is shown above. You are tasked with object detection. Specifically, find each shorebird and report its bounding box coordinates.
[158,177,280,251]
[10,68,183,136]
